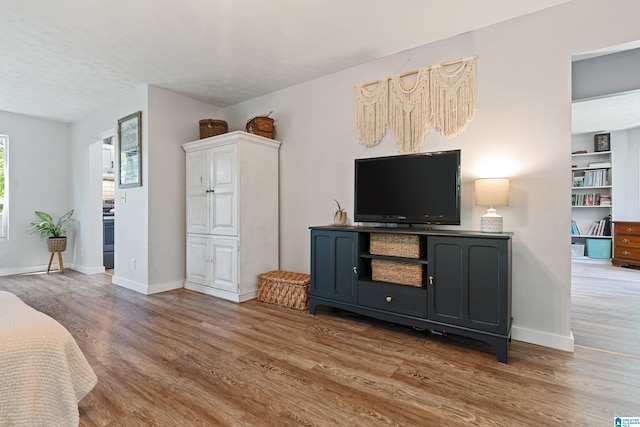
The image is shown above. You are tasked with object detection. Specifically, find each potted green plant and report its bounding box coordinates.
[333,200,347,226]
[29,209,74,252]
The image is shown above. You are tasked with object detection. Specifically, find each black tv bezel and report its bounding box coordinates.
[353,149,461,226]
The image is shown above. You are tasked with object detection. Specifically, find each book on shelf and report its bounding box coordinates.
[588,161,612,168]
[587,216,612,236]
[571,219,582,235]
[572,192,611,206]
[579,169,610,187]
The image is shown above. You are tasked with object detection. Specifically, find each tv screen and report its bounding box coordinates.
[354,150,461,225]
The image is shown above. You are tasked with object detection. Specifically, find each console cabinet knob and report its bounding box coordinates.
[353,266,358,274]
[386,296,392,302]
[429,275,434,285]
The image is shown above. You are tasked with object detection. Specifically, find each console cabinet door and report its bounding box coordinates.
[427,236,510,335]
[310,230,357,303]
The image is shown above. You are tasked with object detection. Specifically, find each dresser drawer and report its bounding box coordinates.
[358,281,427,318]
[614,247,640,260]
[614,222,640,236]
[615,235,640,248]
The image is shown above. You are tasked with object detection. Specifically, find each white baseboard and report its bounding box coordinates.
[511,325,575,352]
[112,275,183,295]
[147,280,183,295]
[0,265,50,276]
[69,263,105,275]
[184,281,256,302]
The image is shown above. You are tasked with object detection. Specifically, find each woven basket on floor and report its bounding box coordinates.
[199,119,228,139]
[257,270,310,310]
[370,233,423,259]
[48,237,67,253]
[371,259,424,287]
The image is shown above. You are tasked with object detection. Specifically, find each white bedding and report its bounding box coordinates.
[0,291,97,427]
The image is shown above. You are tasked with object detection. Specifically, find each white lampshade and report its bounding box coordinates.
[475,178,510,207]
[475,178,510,233]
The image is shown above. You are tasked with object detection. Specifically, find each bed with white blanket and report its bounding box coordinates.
[0,291,97,426]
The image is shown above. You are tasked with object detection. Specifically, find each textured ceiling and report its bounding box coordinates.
[1,0,569,123]
[572,91,640,134]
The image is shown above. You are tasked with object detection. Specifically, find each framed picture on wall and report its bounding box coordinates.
[594,133,611,152]
[118,111,142,188]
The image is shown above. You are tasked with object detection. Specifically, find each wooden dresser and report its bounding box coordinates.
[612,221,640,267]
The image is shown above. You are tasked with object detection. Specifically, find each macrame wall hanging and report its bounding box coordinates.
[431,57,477,138]
[354,79,388,147]
[388,68,431,154]
[354,55,477,153]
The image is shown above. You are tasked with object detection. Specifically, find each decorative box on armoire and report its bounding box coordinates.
[182,131,281,302]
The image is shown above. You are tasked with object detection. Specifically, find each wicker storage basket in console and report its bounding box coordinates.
[371,259,424,287]
[370,233,423,258]
[257,270,310,310]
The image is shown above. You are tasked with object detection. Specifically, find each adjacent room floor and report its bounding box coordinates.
[571,261,640,358]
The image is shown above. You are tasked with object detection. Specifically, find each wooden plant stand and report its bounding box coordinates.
[47,251,64,273]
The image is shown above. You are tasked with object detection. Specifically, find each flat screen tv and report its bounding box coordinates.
[354,150,461,225]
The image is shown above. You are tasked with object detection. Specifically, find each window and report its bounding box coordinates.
[0,135,7,238]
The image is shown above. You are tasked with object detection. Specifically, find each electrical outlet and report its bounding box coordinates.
[130,258,136,269]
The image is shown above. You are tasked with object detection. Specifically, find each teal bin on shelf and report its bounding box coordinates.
[585,238,611,259]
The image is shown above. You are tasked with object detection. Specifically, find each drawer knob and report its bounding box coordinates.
[386,296,392,303]
[623,238,630,243]
[627,228,635,233]
[623,250,631,256]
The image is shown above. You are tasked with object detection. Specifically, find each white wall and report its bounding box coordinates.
[71,85,149,284]
[223,0,640,351]
[147,85,223,290]
[0,110,72,275]
[612,128,640,220]
[627,127,640,219]
[71,84,221,294]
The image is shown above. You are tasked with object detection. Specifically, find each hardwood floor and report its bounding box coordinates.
[1,268,638,426]
[571,261,640,359]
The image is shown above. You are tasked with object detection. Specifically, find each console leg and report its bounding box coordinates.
[494,339,508,364]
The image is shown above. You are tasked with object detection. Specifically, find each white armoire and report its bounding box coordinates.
[182,131,281,302]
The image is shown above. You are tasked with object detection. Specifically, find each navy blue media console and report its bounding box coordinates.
[309,226,513,363]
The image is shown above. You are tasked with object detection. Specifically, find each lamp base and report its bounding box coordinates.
[480,208,503,233]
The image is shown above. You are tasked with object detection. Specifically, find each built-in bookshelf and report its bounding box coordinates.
[571,148,612,261]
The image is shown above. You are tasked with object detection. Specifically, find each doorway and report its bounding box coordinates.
[571,45,640,356]
[98,130,116,275]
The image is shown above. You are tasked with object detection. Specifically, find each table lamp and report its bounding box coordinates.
[475,178,510,233]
